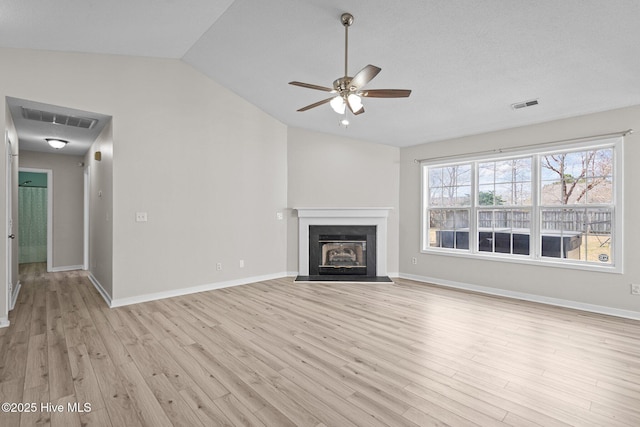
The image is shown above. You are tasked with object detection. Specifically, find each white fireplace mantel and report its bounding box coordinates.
[295,207,393,276]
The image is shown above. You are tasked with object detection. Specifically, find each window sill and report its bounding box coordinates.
[420,248,622,274]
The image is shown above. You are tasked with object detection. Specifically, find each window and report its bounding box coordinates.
[477,158,532,256]
[421,137,621,271]
[539,147,614,264]
[426,164,471,249]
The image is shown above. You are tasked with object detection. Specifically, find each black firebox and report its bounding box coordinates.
[309,225,376,276]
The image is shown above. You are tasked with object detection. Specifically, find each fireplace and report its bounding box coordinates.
[295,207,392,282]
[309,225,376,276]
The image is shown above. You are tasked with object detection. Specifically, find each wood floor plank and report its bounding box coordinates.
[49,394,81,427]
[24,333,48,390]
[117,361,174,427]
[144,373,206,427]
[67,344,106,412]
[178,386,235,427]
[46,294,74,401]
[3,264,639,427]
[20,384,50,427]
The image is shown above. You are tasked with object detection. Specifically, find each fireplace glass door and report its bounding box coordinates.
[319,235,367,275]
[309,225,376,276]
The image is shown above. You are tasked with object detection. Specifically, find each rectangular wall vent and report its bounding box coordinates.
[511,99,539,110]
[21,107,97,129]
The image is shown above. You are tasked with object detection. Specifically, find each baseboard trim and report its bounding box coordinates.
[88,274,112,307]
[398,273,640,321]
[0,317,9,328]
[51,265,84,273]
[10,281,21,310]
[110,272,289,308]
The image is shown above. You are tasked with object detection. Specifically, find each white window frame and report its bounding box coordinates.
[421,137,623,273]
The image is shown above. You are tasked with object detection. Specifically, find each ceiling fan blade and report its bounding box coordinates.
[297,97,334,112]
[289,81,334,92]
[349,64,381,89]
[361,89,412,98]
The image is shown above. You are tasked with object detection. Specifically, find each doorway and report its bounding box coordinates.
[18,169,52,272]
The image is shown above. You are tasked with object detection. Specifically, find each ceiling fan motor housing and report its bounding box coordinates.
[333,77,356,95]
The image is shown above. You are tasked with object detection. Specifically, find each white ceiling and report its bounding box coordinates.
[3,0,640,148]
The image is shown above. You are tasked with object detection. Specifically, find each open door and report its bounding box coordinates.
[6,134,17,310]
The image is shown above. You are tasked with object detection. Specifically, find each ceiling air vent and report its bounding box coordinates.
[21,107,97,129]
[511,99,539,110]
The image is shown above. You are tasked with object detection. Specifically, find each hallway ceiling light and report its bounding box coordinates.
[45,138,68,149]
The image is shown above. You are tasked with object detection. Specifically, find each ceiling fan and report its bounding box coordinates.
[289,12,411,124]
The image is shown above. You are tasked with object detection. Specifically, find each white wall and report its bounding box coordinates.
[400,105,640,316]
[85,122,113,297]
[20,150,85,270]
[0,47,288,307]
[287,127,400,275]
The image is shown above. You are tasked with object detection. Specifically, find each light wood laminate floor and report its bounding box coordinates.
[1,263,639,426]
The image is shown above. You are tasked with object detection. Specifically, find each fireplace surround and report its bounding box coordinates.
[295,207,392,281]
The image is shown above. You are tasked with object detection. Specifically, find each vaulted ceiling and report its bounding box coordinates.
[2,0,640,147]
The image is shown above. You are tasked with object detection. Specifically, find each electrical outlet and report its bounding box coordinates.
[216,262,222,271]
[239,259,245,268]
[411,257,417,265]
[631,284,640,295]
[135,212,147,222]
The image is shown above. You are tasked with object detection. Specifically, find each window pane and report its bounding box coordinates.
[563,152,584,178]
[541,208,582,259]
[494,183,512,205]
[429,209,469,249]
[586,176,613,204]
[429,187,443,206]
[541,180,564,205]
[429,168,443,187]
[442,187,456,206]
[479,157,531,207]
[515,158,532,181]
[442,165,471,186]
[478,209,530,255]
[513,182,531,205]
[540,156,561,180]
[478,185,495,206]
[478,163,494,184]
[455,185,471,206]
[494,160,515,183]
[456,165,472,185]
[583,208,612,264]
[541,148,614,206]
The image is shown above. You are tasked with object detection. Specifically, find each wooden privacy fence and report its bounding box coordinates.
[478,209,611,233]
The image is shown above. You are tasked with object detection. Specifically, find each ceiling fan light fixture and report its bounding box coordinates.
[330,96,346,114]
[347,94,363,112]
[45,138,68,149]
